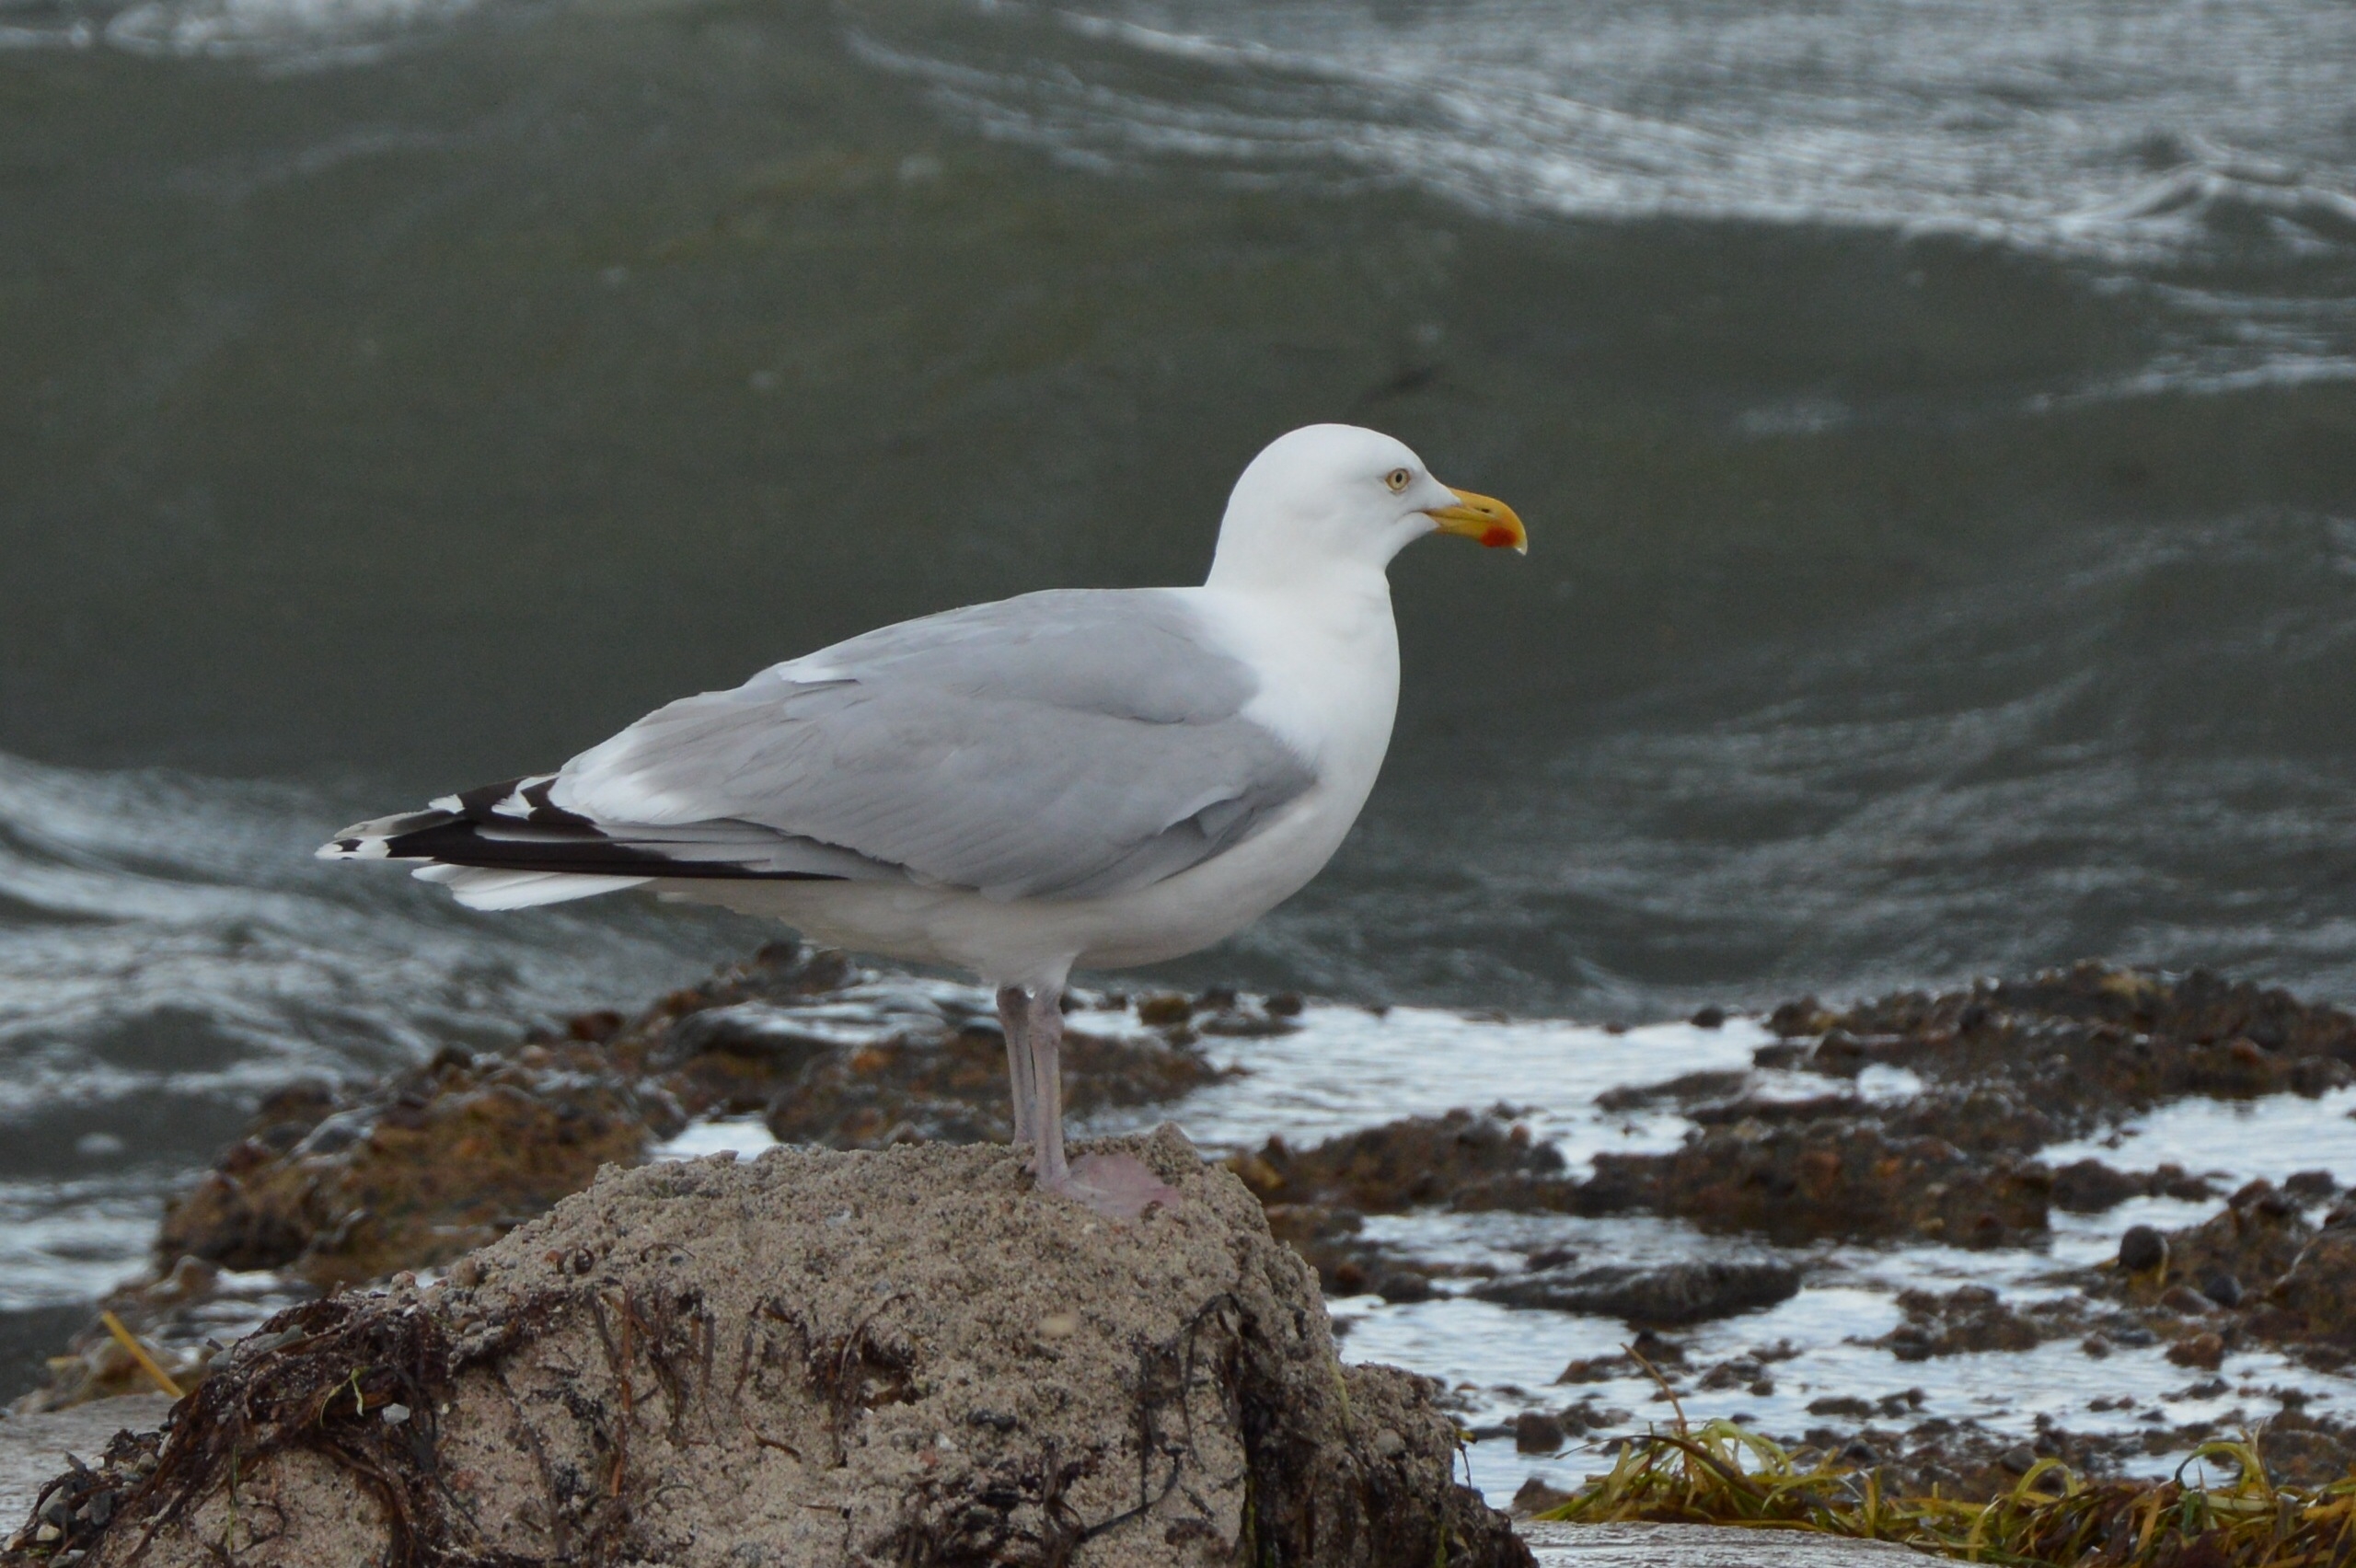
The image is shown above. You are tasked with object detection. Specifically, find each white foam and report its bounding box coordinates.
[652,1116,781,1163]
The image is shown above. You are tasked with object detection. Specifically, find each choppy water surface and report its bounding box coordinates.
[4,0,2355,1482]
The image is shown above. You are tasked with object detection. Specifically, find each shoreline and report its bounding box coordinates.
[9,951,2356,1519]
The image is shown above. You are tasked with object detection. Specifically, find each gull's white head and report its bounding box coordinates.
[1205,423,1526,591]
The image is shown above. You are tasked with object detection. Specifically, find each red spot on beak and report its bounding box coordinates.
[1480,525,1519,549]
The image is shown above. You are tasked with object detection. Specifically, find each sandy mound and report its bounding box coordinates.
[51,1127,1525,1568]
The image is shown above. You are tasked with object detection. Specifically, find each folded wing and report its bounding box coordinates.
[321,589,1317,907]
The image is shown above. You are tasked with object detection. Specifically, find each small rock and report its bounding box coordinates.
[2166,1332,2226,1370]
[1689,1006,1727,1030]
[2285,1170,2339,1204]
[1999,1445,2037,1475]
[1473,1259,1800,1326]
[2119,1225,2167,1274]
[1136,994,1195,1027]
[2051,1159,2143,1215]
[1509,1476,1573,1516]
[1512,1412,1566,1453]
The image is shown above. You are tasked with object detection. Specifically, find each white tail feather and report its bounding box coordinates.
[422,867,653,910]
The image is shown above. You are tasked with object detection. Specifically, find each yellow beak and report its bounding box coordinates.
[1427,487,1528,555]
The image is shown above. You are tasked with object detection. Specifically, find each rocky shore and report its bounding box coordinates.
[9,1133,1527,1568]
[10,954,2356,1561]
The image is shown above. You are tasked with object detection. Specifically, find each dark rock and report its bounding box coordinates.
[2118,1224,2167,1274]
[2285,1170,2339,1204]
[1474,1259,1801,1325]
[1508,1476,1573,1517]
[1879,1286,2044,1359]
[1580,1123,2049,1247]
[2119,1191,2312,1315]
[156,1046,674,1292]
[1594,1071,1750,1113]
[1763,964,2356,1133]
[654,1002,839,1072]
[1690,1006,1727,1030]
[2201,1272,2245,1309]
[1513,1412,1567,1453]
[1768,997,1833,1038]
[1696,1358,1762,1390]
[2269,1229,2356,1345]
[2166,1332,2225,1370]
[1226,1110,1569,1215]
[2051,1159,2144,1214]
[1135,993,1195,1026]
[2254,1412,2356,1486]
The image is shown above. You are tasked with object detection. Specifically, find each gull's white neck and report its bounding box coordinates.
[1185,559,1401,790]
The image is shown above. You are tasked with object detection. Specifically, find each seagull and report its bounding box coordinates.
[320,424,1525,1217]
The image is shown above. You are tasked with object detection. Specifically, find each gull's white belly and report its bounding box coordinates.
[661,770,1366,985]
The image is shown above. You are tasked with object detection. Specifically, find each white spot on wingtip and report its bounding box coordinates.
[429,794,462,812]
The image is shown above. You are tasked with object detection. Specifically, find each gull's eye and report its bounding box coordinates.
[1384,467,1413,493]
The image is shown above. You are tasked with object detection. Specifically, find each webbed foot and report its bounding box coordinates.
[1041,1153,1183,1222]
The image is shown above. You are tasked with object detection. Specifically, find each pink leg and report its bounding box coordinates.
[1024,987,1069,1189]
[1024,986,1181,1223]
[995,984,1035,1147]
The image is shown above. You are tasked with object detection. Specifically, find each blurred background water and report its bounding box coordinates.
[2,0,2354,1389]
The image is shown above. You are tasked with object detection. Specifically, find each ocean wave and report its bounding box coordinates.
[0,0,479,61]
[0,754,759,1160]
[846,0,2356,270]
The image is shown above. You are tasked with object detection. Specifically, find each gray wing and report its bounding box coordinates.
[545,589,1317,902]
